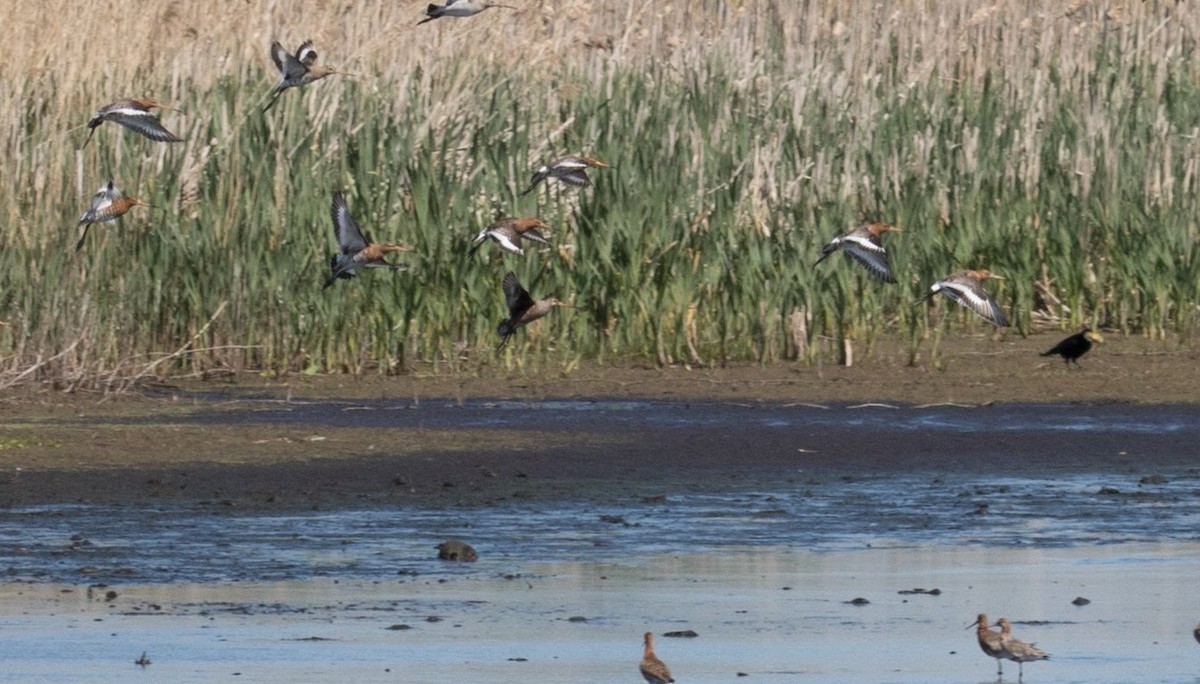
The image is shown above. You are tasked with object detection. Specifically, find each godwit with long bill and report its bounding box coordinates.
[814,222,902,283]
[469,218,552,256]
[82,98,182,149]
[997,617,1050,680]
[323,191,409,289]
[638,631,675,683]
[520,155,608,195]
[264,40,349,113]
[921,269,1009,327]
[497,272,568,349]
[968,613,1006,677]
[75,181,149,252]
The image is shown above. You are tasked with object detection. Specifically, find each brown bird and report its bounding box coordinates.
[1041,329,1103,366]
[922,269,1009,327]
[418,0,514,25]
[997,618,1050,679]
[520,155,608,195]
[75,181,149,252]
[264,40,348,113]
[469,218,552,256]
[814,222,902,283]
[497,272,567,348]
[324,191,409,289]
[82,97,182,148]
[639,632,675,684]
[968,613,1006,677]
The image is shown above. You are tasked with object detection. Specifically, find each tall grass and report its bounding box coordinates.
[0,0,1198,386]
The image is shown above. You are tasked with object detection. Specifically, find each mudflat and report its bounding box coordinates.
[0,333,1195,510]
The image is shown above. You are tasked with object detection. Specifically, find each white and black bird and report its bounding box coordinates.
[264,40,348,113]
[520,155,608,196]
[418,0,514,25]
[921,269,1009,327]
[469,218,552,256]
[83,98,182,148]
[814,222,901,283]
[75,181,149,252]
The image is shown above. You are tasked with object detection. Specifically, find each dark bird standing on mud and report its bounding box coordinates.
[1041,329,1103,366]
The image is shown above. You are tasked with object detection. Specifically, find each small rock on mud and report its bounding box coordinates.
[436,539,477,562]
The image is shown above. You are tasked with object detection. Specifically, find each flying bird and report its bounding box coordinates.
[469,218,552,256]
[968,613,1006,677]
[264,40,348,113]
[1041,329,1103,366]
[82,98,182,149]
[324,191,409,289]
[75,181,149,252]
[520,155,608,196]
[418,0,514,25]
[497,272,567,348]
[997,618,1050,679]
[638,632,675,684]
[814,222,902,283]
[921,269,1009,327]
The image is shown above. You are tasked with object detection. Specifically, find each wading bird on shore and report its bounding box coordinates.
[814,222,902,283]
[968,613,1006,677]
[324,191,409,289]
[997,618,1049,679]
[418,0,514,25]
[497,272,567,348]
[1041,329,1103,366]
[82,98,182,148]
[75,181,149,252]
[469,218,552,256]
[639,632,675,684]
[921,269,1009,327]
[264,40,348,113]
[520,155,608,196]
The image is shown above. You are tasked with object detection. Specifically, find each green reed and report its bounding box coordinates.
[1,5,1199,385]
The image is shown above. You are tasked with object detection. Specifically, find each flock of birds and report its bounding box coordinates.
[71,0,1108,358]
[815,221,1106,365]
[72,1,610,349]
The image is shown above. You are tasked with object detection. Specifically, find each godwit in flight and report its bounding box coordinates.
[922,269,1009,327]
[520,155,608,196]
[75,181,149,252]
[82,98,181,148]
[469,218,551,256]
[814,222,902,283]
[497,272,567,348]
[324,191,409,289]
[418,0,514,25]
[264,40,349,113]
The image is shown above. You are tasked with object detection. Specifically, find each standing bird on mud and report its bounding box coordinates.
[497,272,567,348]
[813,222,902,283]
[323,191,409,289]
[997,618,1050,679]
[968,613,1006,677]
[1041,329,1103,366]
[418,0,514,25]
[520,155,608,196]
[263,40,348,113]
[920,269,1009,327]
[82,97,182,149]
[639,632,675,684]
[469,218,552,256]
[75,181,149,252]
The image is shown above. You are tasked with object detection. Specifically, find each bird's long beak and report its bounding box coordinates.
[133,199,152,208]
[965,618,980,630]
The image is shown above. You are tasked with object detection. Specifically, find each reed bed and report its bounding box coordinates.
[0,0,1197,386]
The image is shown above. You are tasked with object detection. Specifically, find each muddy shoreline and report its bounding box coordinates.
[0,334,1197,510]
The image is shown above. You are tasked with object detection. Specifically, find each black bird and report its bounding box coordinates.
[1041,329,1103,366]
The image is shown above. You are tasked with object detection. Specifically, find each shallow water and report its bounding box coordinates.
[3,400,1200,682]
